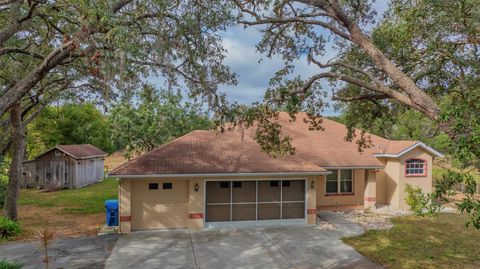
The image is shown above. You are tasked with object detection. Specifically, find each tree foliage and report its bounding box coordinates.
[0,0,236,157]
[109,86,212,158]
[27,103,114,157]
[229,0,480,227]
[0,0,235,220]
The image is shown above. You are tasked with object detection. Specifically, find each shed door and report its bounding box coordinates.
[131,180,189,230]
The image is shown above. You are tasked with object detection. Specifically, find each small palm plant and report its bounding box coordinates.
[35,226,54,269]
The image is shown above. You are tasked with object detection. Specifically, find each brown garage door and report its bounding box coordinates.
[131,180,189,230]
[205,180,305,223]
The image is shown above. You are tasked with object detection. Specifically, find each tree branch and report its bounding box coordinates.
[291,71,432,115]
[0,47,45,59]
[332,93,389,101]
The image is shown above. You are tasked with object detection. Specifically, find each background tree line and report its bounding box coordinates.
[25,87,212,159]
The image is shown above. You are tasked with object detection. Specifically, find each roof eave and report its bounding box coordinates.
[108,171,331,179]
[76,154,107,160]
[374,142,444,158]
[322,165,384,169]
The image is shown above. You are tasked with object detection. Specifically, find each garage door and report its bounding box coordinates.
[205,180,305,226]
[131,180,188,230]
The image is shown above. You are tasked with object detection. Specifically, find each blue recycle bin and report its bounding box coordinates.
[105,199,119,226]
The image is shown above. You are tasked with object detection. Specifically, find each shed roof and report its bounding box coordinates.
[35,144,107,160]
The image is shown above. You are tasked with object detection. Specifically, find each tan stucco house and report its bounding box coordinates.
[110,112,443,233]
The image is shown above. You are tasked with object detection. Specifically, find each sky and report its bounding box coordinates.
[152,1,390,116]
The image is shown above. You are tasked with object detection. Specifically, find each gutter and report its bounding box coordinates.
[108,171,331,179]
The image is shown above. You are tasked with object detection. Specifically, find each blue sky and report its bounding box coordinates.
[152,1,390,116]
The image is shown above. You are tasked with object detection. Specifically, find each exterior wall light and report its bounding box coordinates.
[310,180,315,189]
[194,183,199,192]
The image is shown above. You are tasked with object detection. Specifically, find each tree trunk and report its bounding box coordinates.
[2,102,25,220]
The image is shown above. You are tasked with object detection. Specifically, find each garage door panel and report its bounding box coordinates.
[131,180,188,230]
[232,204,256,221]
[258,203,280,220]
[282,202,305,219]
[232,181,256,203]
[206,204,230,222]
[282,180,305,201]
[206,181,230,203]
[258,181,280,202]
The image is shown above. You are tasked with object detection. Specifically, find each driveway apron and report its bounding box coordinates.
[106,212,383,269]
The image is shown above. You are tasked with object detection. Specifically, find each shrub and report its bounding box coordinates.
[0,216,21,240]
[0,259,22,269]
[405,184,442,217]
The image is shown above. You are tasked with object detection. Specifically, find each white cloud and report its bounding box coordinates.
[219,26,338,115]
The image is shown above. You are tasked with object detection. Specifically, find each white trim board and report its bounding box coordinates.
[108,171,331,179]
[374,142,444,158]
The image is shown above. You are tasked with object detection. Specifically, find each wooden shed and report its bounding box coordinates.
[21,144,107,189]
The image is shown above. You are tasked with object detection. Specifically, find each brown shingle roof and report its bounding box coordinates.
[111,112,441,176]
[110,130,327,176]
[379,140,419,155]
[36,144,107,159]
[241,112,424,168]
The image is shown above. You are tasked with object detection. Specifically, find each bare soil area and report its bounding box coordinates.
[16,205,104,241]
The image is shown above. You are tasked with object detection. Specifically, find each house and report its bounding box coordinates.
[21,144,107,189]
[109,112,443,233]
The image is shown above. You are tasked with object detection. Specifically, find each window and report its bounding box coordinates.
[282,180,290,187]
[340,170,353,193]
[233,181,242,188]
[326,169,353,194]
[326,170,338,193]
[220,181,230,188]
[405,159,426,176]
[163,182,172,189]
[149,183,159,190]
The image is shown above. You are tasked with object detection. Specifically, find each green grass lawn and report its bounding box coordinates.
[18,177,118,214]
[343,213,480,269]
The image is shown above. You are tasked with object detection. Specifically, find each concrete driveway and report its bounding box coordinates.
[0,234,118,269]
[106,212,383,269]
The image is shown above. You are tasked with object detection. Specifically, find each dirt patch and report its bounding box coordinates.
[16,205,105,241]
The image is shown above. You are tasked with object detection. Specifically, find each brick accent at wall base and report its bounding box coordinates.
[120,215,131,222]
[307,209,317,214]
[189,213,204,219]
[364,196,376,202]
